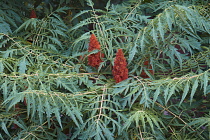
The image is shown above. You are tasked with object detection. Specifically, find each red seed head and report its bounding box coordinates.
[88,34,104,68]
[112,49,128,83]
[30,9,37,18]
[88,34,101,51]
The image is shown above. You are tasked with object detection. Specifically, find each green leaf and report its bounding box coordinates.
[0,60,4,73]
[113,86,127,94]
[128,43,137,63]
[14,19,37,33]
[164,86,169,104]
[86,0,94,7]
[54,6,70,13]
[157,17,164,42]
[190,79,198,102]
[18,57,28,74]
[174,48,182,68]
[165,10,172,30]
[1,122,11,137]
[54,107,62,129]
[38,95,44,124]
[1,81,8,100]
[0,19,12,34]
[153,86,160,105]
[203,71,208,95]
[180,81,189,105]
[105,0,111,10]
[49,37,62,47]
[130,88,143,107]
[5,94,23,110]
[151,25,158,44]
[71,10,90,21]
[53,29,67,37]
[13,120,26,130]
[166,85,176,103]
[140,31,145,52]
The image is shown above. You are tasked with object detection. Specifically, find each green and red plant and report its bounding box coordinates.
[0,0,209,139]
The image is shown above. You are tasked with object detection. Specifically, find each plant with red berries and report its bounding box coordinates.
[112,49,128,83]
[30,9,37,18]
[0,0,210,140]
[88,34,104,68]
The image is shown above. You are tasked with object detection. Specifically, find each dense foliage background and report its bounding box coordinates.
[0,0,209,139]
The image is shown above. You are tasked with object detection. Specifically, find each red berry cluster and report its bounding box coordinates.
[88,34,104,68]
[112,49,128,83]
[30,9,37,18]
